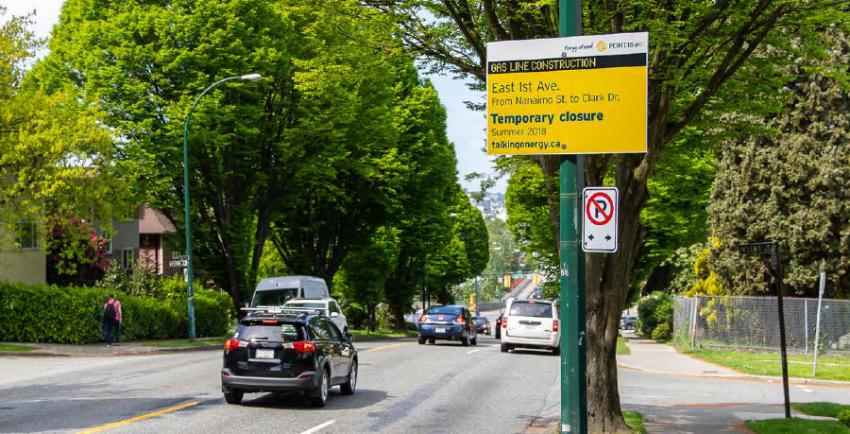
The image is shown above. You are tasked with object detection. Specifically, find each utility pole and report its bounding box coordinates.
[559,1,587,433]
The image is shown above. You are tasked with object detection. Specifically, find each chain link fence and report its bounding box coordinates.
[674,295,850,355]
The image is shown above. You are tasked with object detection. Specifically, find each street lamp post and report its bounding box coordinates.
[183,73,261,341]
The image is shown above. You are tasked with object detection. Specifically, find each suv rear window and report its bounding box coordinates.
[425,306,462,315]
[235,323,305,342]
[509,302,553,318]
[251,288,298,307]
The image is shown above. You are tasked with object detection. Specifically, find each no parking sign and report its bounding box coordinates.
[582,187,618,253]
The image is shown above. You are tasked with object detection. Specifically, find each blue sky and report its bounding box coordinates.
[8,0,505,193]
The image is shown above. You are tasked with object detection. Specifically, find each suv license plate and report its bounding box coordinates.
[255,349,274,359]
[436,328,446,333]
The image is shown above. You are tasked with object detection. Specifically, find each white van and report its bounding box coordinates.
[500,299,560,355]
[249,276,329,307]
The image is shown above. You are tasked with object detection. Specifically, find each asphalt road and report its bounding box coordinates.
[0,319,560,434]
[3,319,849,434]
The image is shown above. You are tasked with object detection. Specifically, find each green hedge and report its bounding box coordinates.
[0,282,232,344]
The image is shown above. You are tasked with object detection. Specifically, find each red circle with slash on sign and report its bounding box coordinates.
[586,192,614,226]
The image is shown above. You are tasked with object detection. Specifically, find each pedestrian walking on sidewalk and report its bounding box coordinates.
[102,294,123,347]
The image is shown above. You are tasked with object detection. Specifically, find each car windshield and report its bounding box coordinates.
[251,288,298,307]
[288,302,325,308]
[425,306,461,315]
[509,302,553,318]
[235,324,304,342]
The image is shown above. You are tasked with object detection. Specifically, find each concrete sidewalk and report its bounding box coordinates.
[617,332,740,378]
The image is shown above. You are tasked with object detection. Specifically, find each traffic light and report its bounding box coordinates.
[533,273,541,285]
[503,274,511,288]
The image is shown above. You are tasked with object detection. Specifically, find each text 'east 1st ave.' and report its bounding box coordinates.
[486,32,648,155]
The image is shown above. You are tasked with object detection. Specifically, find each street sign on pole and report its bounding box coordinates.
[582,187,618,253]
[483,2,649,432]
[169,259,189,268]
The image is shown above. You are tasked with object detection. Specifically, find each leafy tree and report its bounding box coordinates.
[0,7,129,236]
[382,76,459,327]
[503,157,558,271]
[478,217,518,300]
[637,134,715,291]
[710,26,850,299]
[425,187,488,303]
[372,0,847,429]
[36,0,418,311]
[268,21,413,283]
[336,227,400,331]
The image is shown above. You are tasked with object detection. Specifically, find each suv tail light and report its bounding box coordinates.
[419,315,427,324]
[553,320,559,332]
[501,317,508,328]
[224,338,240,351]
[261,319,278,325]
[455,316,465,325]
[293,340,316,353]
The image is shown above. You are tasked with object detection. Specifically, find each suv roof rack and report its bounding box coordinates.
[241,306,324,319]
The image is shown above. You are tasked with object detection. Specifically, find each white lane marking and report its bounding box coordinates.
[299,420,335,434]
[800,387,813,393]
[467,349,480,354]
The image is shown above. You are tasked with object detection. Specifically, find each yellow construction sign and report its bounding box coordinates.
[486,32,648,155]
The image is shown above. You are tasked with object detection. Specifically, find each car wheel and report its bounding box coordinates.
[223,388,243,405]
[500,343,509,353]
[340,360,357,395]
[428,338,435,344]
[418,336,426,345]
[309,367,330,407]
[552,346,561,356]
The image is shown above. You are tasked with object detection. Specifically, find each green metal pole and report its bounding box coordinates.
[182,75,245,341]
[559,1,587,433]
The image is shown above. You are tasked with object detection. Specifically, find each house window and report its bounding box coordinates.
[122,248,135,269]
[15,222,38,249]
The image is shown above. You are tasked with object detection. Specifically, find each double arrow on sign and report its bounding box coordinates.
[586,235,612,241]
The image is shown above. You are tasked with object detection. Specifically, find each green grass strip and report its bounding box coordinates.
[793,402,850,418]
[617,336,630,355]
[690,349,850,382]
[0,343,35,352]
[746,418,850,434]
[623,410,646,434]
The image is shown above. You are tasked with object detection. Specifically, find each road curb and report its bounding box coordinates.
[0,351,70,358]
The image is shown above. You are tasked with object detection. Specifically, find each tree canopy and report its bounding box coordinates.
[710,26,850,299]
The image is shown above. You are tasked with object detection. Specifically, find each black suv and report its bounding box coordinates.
[221,310,358,407]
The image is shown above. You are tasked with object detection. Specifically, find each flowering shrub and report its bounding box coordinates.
[43,217,108,286]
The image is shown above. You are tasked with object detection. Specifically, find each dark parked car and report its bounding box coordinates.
[620,315,637,330]
[418,305,478,346]
[495,312,504,339]
[472,316,491,335]
[221,310,358,407]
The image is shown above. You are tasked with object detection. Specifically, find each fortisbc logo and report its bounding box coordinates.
[596,41,607,52]
[608,41,643,49]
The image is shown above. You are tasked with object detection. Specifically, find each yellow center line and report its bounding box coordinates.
[364,342,413,352]
[77,400,199,434]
